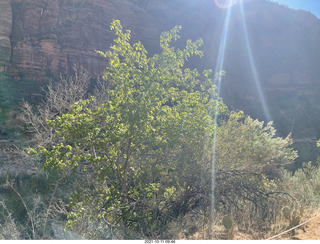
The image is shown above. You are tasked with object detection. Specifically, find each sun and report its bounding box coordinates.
[214,0,239,9]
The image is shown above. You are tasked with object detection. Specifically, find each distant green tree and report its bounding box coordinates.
[28,20,226,238]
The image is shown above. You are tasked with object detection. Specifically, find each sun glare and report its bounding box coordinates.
[214,0,239,9]
[239,0,272,122]
[209,0,272,235]
[209,1,233,235]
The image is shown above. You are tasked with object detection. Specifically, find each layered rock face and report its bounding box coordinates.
[0,0,12,72]
[6,0,190,79]
[7,0,141,78]
[6,0,320,101]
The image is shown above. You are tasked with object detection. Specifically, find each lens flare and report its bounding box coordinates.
[205,0,270,236]
[214,0,238,9]
[207,2,233,235]
[239,0,272,122]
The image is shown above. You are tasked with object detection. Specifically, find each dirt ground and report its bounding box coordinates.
[266,211,320,240]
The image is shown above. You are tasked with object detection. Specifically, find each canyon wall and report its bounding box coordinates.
[0,0,12,72]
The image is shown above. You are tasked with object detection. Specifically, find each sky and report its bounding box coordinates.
[270,0,320,18]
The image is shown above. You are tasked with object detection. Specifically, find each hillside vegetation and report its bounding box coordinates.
[0,20,320,240]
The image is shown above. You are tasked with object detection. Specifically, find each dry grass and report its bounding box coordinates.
[164,207,320,240]
[269,209,320,240]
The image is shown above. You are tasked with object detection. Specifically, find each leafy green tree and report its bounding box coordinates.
[28,20,226,238]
